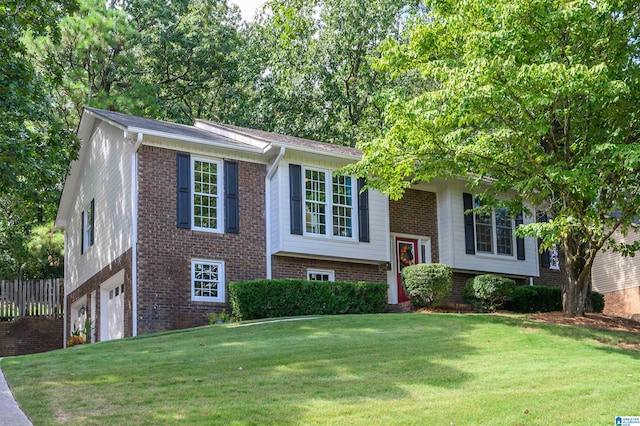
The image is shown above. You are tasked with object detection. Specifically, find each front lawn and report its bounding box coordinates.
[2,313,639,425]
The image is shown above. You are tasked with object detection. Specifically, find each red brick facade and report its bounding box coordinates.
[0,317,63,356]
[602,286,640,316]
[389,189,439,263]
[136,146,267,334]
[271,256,387,283]
[67,249,133,342]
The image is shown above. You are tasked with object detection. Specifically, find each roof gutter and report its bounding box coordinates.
[265,146,286,279]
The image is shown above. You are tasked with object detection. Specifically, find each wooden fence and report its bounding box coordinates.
[0,279,63,320]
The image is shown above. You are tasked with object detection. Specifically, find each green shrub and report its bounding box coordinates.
[462,274,516,312]
[504,285,562,313]
[503,286,605,313]
[228,279,388,320]
[401,263,452,308]
[591,291,604,313]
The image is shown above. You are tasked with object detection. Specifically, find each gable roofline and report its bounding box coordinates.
[84,108,266,154]
[56,108,365,228]
[194,119,362,160]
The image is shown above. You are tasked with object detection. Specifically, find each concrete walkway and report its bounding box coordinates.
[0,358,33,426]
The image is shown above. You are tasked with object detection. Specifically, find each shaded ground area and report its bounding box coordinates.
[528,312,640,333]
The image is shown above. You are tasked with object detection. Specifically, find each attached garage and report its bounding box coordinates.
[100,270,125,341]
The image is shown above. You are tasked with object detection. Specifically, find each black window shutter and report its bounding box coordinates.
[224,160,239,234]
[357,178,370,242]
[80,210,85,255]
[515,211,525,260]
[289,164,303,235]
[90,198,95,246]
[463,193,475,254]
[539,213,550,267]
[176,153,191,229]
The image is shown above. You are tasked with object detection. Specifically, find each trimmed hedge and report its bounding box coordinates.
[462,274,516,312]
[503,285,605,313]
[401,263,452,308]
[228,279,388,320]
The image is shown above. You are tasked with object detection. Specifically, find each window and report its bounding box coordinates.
[549,244,560,270]
[81,199,94,254]
[191,260,225,302]
[307,269,335,281]
[474,198,514,256]
[192,158,223,232]
[304,167,355,238]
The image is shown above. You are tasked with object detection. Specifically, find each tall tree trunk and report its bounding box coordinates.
[561,234,591,317]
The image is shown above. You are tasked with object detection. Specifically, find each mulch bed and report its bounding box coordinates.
[528,312,640,334]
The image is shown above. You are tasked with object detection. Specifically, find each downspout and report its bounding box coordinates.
[265,146,286,279]
[63,231,68,348]
[131,132,143,336]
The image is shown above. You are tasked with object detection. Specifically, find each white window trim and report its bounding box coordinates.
[82,201,93,253]
[191,259,225,303]
[302,166,357,240]
[307,268,335,282]
[191,156,224,233]
[473,201,516,258]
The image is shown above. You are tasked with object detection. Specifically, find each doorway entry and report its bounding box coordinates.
[396,237,419,303]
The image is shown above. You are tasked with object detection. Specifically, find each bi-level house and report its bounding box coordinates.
[56,108,560,343]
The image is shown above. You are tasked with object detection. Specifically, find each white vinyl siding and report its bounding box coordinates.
[593,228,640,294]
[273,160,389,263]
[65,122,135,295]
[438,184,538,277]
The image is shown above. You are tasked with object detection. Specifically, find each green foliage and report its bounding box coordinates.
[0,222,64,280]
[462,274,516,312]
[504,286,605,313]
[503,286,563,313]
[228,279,388,320]
[353,0,640,316]
[401,263,452,308]
[206,310,231,325]
[242,0,422,147]
[591,291,605,313]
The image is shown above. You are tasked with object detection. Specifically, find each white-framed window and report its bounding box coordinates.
[474,198,514,256]
[307,269,335,281]
[81,199,94,253]
[192,157,223,233]
[191,260,225,302]
[549,244,560,270]
[304,167,355,239]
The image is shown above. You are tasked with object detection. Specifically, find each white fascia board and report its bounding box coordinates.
[272,143,362,161]
[55,113,98,229]
[194,121,271,151]
[126,126,265,154]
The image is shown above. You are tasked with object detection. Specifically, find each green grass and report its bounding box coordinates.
[2,313,639,425]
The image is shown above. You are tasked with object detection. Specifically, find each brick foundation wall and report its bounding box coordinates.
[389,189,439,263]
[603,286,640,315]
[0,317,63,357]
[136,146,267,335]
[271,256,387,283]
[534,265,563,287]
[67,249,133,342]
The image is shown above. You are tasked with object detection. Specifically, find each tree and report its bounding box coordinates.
[242,0,423,146]
[353,0,640,316]
[1,0,79,196]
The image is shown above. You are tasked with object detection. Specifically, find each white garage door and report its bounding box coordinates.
[100,270,125,341]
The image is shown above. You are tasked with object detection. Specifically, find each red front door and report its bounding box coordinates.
[396,237,419,303]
